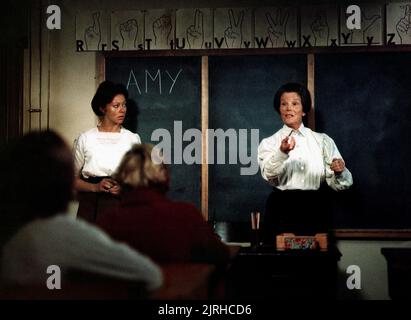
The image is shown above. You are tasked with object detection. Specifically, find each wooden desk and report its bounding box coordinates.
[381,248,411,300]
[225,245,341,300]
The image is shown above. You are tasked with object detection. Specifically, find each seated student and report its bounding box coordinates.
[0,131,162,291]
[97,144,231,265]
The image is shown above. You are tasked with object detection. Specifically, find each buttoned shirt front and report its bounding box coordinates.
[258,124,353,191]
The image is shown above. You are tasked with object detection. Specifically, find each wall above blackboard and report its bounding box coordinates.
[77,2,411,52]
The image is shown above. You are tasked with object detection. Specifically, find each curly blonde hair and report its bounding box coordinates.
[115,143,169,192]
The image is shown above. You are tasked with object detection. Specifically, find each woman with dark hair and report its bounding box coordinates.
[258,83,353,243]
[73,80,141,222]
[0,131,162,290]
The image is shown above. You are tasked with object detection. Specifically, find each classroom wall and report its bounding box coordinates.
[25,0,248,142]
[27,0,408,300]
[25,0,389,143]
[336,240,411,300]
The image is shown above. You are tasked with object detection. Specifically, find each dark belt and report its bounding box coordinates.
[272,182,330,193]
[81,176,112,184]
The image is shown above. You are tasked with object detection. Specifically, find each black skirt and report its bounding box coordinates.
[76,176,120,223]
[262,183,335,244]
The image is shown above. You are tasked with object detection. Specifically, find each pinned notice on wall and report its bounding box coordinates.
[213,8,253,49]
[254,7,298,49]
[75,3,411,52]
[387,2,411,45]
[111,11,144,51]
[75,11,108,51]
[300,5,339,47]
[340,3,383,46]
[144,9,176,50]
[175,8,213,49]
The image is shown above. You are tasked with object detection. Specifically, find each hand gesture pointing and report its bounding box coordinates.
[396,5,411,44]
[280,136,296,153]
[187,9,204,49]
[224,9,244,48]
[266,9,289,47]
[84,12,101,50]
[362,12,380,43]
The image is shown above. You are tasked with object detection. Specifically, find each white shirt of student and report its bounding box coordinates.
[73,127,141,178]
[0,214,163,290]
[258,124,353,191]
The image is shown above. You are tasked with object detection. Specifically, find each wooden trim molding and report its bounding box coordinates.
[307,53,315,130]
[96,53,106,84]
[334,229,411,239]
[102,44,411,58]
[201,56,209,221]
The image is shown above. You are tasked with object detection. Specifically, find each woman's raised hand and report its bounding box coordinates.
[280,136,296,153]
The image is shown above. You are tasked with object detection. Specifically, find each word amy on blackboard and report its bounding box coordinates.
[126,68,183,95]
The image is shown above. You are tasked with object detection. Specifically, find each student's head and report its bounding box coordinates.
[273,83,312,129]
[0,130,74,221]
[91,80,128,125]
[115,144,169,193]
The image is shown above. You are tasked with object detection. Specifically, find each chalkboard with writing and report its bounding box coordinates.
[209,55,307,222]
[315,52,411,229]
[104,51,411,231]
[106,56,201,208]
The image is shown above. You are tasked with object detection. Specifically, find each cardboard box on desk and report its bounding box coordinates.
[276,233,328,250]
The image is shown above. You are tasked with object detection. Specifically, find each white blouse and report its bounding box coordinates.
[73,127,141,178]
[258,124,353,191]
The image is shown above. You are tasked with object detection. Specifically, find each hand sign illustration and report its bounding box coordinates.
[84,12,101,50]
[396,5,411,44]
[311,11,329,46]
[266,9,289,47]
[361,12,380,43]
[347,10,380,44]
[224,9,244,48]
[186,9,204,49]
[120,19,138,49]
[153,14,172,46]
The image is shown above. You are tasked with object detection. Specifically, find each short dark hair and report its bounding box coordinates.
[273,82,312,115]
[91,80,128,116]
[0,130,74,222]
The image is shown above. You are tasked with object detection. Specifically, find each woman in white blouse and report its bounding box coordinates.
[73,81,141,222]
[258,83,353,242]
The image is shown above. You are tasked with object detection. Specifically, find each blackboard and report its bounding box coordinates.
[316,52,411,229]
[106,56,201,208]
[104,51,411,231]
[209,55,307,222]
